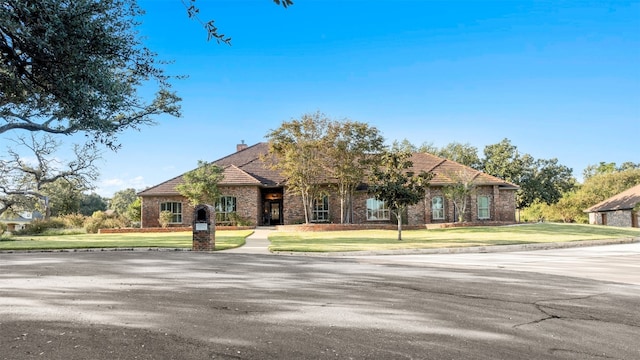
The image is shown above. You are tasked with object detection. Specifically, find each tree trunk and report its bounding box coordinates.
[397,211,403,241]
[301,192,310,224]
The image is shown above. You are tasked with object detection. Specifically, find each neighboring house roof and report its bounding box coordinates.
[584,183,640,213]
[0,211,43,224]
[138,142,518,197]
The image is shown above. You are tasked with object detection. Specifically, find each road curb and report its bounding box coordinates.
[273,236,640,257]
[2,237,638,256]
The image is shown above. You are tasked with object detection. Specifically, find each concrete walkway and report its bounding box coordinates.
[223,226,274,254]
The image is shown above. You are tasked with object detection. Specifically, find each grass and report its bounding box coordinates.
[268,223,640,252]
[1,223,638,253]
[0,230,253,251]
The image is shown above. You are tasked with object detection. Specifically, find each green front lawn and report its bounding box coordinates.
[2,224,638,253]
[268,223,640,252]
[0,230,253,251]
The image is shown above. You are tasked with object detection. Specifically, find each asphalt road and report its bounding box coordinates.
[1,244,639,359]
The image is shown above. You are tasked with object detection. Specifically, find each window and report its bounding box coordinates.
[478,195,490,220]
[432,196,444,220]
[160,202,182,223]
[367,198,390,220]
[216,196,237,223]
[312,196,329,222]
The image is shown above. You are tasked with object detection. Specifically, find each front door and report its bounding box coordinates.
[263,200,282,225]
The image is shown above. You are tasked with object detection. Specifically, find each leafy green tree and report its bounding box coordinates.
[392,139,418,153]
[416,141,440,155]
[109,188,138,216]
[517,158,575,208]
[481,138,527,183]
[127,197,142,223]
[176,161,224,206]
[1,0,180,148]
[266,112,330,224]
[42,179,84,217]
[438,142,482,169]
[442,169,478,222]
[0,0,179,148]
[583,161,640,180]
[369,149,433,240]
[326,120,384,223]
[79,193,108,216]
[481,138,575,209]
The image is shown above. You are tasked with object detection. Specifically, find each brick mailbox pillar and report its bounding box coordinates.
[192,204,215,251]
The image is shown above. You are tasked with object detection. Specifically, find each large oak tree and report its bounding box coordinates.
[1,0,181,148]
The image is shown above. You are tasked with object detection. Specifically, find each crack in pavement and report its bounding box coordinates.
[362,281,634,330]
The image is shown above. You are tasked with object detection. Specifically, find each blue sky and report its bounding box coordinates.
[92,0,639,197]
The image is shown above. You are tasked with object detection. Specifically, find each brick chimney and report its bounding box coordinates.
[236,140,248,152]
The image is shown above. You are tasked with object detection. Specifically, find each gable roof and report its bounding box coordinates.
[138,142,518,197]
[584,183,640,213]
[408,152,518,188]
[138,143,283,197]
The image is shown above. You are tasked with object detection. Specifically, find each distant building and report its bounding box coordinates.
[0,211,44,232]
[584,184,640,228]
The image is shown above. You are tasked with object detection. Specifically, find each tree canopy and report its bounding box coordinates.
[109,188,138,216]
[368,148,433,240]
[441,169,478,223]
[325,120,385,223]
[1,0,181,149]
[176,160,224,206]
[266,112,330,224]
[0,134,99,218]
[267,112,384,224]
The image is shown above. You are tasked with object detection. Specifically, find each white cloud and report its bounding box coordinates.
[95,176,149,198]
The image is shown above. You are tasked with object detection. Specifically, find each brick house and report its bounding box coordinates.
[584,183,640,228]
[138,142,518,228]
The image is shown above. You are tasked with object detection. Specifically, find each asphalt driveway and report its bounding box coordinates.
[1,244,639,359]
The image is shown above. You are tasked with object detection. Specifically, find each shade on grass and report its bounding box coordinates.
[268,223,640,252]
[0,230,252,251]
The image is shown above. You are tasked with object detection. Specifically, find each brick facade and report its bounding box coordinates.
[141,185,517,228]
[138,142,519,228]
[140,187,261,228]
[276,185,517,226]
[218,185,260,226]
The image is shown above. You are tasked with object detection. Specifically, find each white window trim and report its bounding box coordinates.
[478,195,490,220]
[216,196,237,223]
[367,198,390,221]
[160,202,182,223]
[432,196,445,220]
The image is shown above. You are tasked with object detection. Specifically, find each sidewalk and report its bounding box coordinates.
[223,227,274,254]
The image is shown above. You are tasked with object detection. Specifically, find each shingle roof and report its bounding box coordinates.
[138,143,283,197]
[409,152,518,188]
[138,142,518,196]
[584,183,640,213]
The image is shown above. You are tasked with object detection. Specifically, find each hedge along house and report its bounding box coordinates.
[584,183,640,228]
[138,142,519,228]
